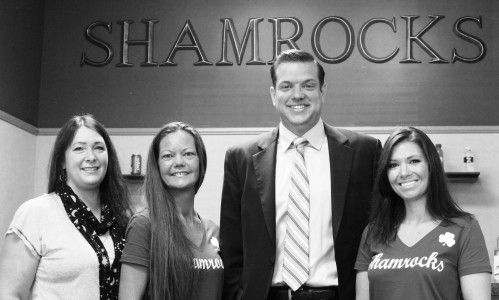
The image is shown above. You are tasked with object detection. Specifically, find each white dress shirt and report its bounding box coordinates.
[271,119,338,287]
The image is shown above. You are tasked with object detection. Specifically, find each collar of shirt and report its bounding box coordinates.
[278,119,326,152]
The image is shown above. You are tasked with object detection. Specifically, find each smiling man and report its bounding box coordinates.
[220,49,383,300]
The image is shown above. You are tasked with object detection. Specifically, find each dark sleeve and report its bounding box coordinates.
[120,214,151,268]
[354,226,373,271]
[219,147,244,300]
[458,218,492,276]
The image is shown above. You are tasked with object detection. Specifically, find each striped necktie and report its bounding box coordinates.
[283,137,310,291]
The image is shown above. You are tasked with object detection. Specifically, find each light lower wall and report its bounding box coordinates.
[12,126,499,269]
[0,119,37,251]
[426,132,499,271]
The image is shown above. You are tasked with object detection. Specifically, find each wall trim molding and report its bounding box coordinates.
[3,110,498,136]
[38,125,499,136]
[0,110,38,135]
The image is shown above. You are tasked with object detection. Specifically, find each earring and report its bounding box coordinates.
[59,169,67,182]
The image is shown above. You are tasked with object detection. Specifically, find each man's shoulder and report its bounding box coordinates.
[324,124,378,145]
[227,128,278,154]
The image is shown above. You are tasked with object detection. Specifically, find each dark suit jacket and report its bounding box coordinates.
[220,123,382,300]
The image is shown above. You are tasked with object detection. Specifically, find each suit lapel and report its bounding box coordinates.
[252,125,353,244]
[325,125,353,240]
[253,129,279,245]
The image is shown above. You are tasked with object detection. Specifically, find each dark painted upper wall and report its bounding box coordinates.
[18,0,499,128]
[0,0,44,126]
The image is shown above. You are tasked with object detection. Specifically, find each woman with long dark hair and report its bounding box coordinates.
[355,127,490,300]
[119,121,223,300]
[0,114,132,299]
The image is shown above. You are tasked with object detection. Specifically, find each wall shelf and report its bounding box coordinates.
[123,174,144,181]
[445,172,480,183]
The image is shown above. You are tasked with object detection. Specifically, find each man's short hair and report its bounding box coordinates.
[270,49,325,88]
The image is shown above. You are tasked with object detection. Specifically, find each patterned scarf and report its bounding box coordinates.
[57,183,124,300]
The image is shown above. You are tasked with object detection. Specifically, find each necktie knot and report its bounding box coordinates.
[293,137,308,156]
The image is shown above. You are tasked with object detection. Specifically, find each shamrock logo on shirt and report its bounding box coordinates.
[439,232,455,247]
[210,236,220,251]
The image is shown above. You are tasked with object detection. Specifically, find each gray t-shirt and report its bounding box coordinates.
[355,216,491,300]
[121,209,224,300]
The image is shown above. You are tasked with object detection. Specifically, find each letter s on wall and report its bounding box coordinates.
[81,21,114,67]
[452,16,487,63]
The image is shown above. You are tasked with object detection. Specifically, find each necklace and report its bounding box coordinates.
[403,225,422,246]
[400,219,440,246]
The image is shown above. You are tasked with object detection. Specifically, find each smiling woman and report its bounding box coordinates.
[64,126,109,193]
[354,126,491,300]
[118,121,223,300]
[387,141,429,206]
[157,130,200,195]
[0,114,132,300]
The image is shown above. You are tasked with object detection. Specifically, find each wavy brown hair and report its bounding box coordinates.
[145,121,207,300]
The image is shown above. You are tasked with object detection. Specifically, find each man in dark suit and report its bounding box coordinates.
[220,49,381,300]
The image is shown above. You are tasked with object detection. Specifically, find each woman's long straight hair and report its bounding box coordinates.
[145,122,207,300]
